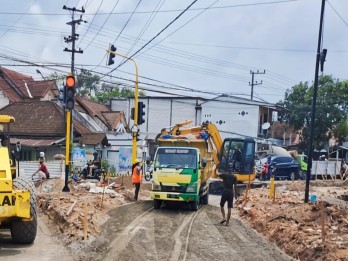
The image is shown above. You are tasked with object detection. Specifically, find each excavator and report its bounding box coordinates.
[0,115,37,244]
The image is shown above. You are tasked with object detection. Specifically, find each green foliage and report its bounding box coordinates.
[277,75,348,151]
[76,69,100,97]
[74,69,145,104]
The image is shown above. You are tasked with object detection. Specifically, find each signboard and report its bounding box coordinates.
[72,149,86,167]
[118,147,132,174]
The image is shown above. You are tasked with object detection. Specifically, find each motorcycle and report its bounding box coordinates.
[80,161,103,181]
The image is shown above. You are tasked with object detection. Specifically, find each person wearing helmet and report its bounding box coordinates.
[89,151,101,176]
[132,159,142,201]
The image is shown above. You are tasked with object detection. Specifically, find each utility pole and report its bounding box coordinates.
[63,5,86,74]
[249,70,265,100]
[305,0,326,203]
[62,5,86,192]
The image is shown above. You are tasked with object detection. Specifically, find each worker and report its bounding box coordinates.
[231,146,242,171]
[32,160,50,180]
[132,159,142,201]
[89,151,101,176]
[260,161,269,181]
[217,170,238,226]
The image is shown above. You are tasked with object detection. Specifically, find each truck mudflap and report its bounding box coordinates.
[150,191,199,202]
[0,191,31,218]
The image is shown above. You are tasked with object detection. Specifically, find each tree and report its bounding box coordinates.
[76,69,100,97]
[277,75,348,152]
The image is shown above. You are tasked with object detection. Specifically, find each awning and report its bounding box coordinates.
[10,137,65,147]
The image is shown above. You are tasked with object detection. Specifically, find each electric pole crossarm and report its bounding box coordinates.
[249,70,266,100]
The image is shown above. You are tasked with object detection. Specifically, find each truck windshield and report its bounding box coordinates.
[154,148,197,169]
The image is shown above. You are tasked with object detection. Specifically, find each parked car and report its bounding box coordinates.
[256,156,300,180]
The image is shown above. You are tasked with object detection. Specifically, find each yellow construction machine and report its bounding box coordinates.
[0,115,37,244]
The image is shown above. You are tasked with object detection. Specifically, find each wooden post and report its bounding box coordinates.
[83,203,88,240]
[320,200,326,243]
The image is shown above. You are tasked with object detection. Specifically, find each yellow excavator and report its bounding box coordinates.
[159,120,256,182]
[0,115,37,244]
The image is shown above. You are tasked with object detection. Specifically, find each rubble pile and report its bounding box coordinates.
[35,177,150,245]
[237,181,348,261]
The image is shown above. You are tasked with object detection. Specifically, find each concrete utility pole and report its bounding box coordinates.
[249,70,265,100]
[63,5,86,74]
[305,0,326,203]
[62,5,86,192]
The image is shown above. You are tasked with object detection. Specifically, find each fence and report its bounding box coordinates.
[311,160,342,180]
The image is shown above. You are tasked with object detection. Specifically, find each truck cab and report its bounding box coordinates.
[150,142,211,211]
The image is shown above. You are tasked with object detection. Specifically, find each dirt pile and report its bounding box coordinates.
[35,176,151,246]
[237,181,348,261]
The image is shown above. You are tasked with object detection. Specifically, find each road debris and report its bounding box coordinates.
[236,180,348,261]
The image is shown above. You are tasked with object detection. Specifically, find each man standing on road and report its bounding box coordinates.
[218,171,238,226]
[132,159,142,201]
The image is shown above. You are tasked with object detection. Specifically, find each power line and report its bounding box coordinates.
[0,0,303,16]
[105,0,199,76]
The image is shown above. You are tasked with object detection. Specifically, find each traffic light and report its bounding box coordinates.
[65,75,76,110]
[137,101,145,125]
[130,107,135,120]
[108,44,117,66]
[58,85,66,103]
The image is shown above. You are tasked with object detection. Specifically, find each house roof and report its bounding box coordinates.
[0,67,58,101]
[11,137,65,147]
[27,80,58,98]
[75,96,118,129]
[0,100,91,137]
[78,133,108,146]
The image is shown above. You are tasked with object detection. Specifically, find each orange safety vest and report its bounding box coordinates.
[132,165,142,184]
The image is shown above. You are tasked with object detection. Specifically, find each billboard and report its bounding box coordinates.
[118,147,132,174]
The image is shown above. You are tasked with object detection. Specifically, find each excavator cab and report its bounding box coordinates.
[218,137,256,182]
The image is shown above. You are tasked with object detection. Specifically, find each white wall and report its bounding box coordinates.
[111,97,262,140]
[0,90,10,109]
[202,101,259,139]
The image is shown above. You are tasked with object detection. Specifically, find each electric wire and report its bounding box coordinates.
[105,0,199,76]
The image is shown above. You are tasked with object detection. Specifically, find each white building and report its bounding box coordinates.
[110,95,277,141]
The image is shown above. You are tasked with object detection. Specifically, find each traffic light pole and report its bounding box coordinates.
[107,49,139,164]
[62,109,72,192]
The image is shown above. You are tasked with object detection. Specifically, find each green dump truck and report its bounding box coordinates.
[150,121,218,211]
[150,120,256,211]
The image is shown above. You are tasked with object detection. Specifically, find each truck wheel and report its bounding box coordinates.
[289,172,296,181]
[190,200,199,211]
[154,199,162,209]
[11,177,37,244]
[202,192,209,205]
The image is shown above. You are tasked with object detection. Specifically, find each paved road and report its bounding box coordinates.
[0,214,73,261]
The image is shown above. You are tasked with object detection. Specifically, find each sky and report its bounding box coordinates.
[0,0,347,104]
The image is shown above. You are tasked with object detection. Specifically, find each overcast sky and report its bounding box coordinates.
[0,0,347,104]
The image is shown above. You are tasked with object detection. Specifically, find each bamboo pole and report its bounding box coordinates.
[83,203,88,241]
[320,200,326,243]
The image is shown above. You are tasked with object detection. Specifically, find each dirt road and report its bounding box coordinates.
[0,214,73,261]
[72,199,294,261]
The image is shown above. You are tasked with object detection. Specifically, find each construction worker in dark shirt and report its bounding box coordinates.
[217,171,238,226]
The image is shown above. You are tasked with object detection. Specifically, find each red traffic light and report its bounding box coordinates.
[66,75,75,88]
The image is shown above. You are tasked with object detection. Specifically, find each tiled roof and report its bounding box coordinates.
[101,111,123,130]
[0,100,91,137]
[27,80,58,98]
[75,96,111,127]
[0,67,58,101]
[78,133,108,146]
